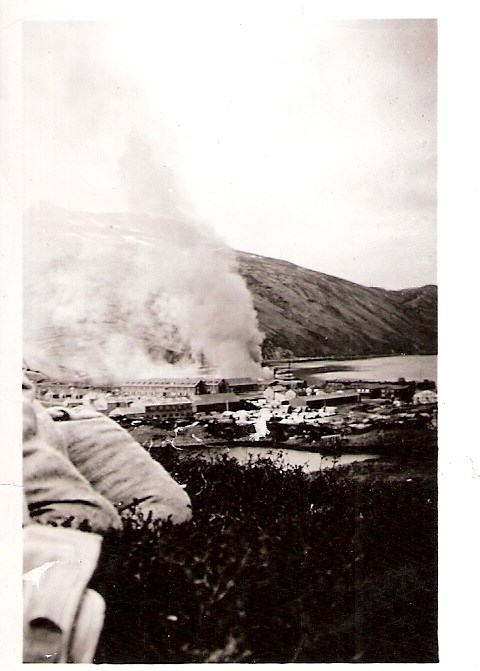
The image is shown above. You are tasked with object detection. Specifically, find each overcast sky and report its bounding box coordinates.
[23,8,436,289]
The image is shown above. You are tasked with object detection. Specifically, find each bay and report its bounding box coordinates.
[290,354,437,384]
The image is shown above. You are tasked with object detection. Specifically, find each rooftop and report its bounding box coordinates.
[122,377,224,386]
[224,377,258,385]
[145,397,192,407]
[194,393,240,405]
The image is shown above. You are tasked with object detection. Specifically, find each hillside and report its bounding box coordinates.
[235,251,437,360]
[24,204,436,377]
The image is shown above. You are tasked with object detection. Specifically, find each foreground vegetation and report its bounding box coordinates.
[91,451,437,663]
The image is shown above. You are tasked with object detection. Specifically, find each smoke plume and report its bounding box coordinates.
[22,25,266,384]
[23,197,265,383]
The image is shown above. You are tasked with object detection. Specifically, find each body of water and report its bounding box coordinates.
[293,354,437,384]
[186,445,377,473]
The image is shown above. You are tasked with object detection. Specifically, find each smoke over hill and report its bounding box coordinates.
[23,203,264,383]
[23,204,437,383]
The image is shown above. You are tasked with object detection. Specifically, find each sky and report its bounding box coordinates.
[22,7,436,289]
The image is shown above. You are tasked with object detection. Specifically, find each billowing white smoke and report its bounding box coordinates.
[23,23,268,384]
[23,200,265,383]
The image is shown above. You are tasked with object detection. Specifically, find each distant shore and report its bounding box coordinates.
[264,351,437,366]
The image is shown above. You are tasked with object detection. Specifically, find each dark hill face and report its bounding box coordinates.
[235,251,437,360]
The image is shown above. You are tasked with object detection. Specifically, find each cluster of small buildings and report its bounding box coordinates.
[32,368,437,428]
[34,376,266,422]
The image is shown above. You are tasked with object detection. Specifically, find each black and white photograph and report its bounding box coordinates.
[3,1,478,666]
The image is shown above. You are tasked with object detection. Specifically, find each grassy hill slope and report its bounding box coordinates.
[235,251,437,359]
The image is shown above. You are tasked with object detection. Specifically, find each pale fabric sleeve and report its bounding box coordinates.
[23,383,122,533]
[23,427,123,532]
[56,411,192,524]
[23,525,105,663]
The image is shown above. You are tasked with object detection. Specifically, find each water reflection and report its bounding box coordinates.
[187,445,378,473]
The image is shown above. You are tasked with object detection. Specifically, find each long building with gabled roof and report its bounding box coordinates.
[120,376,262,399]
[121,377,221,398]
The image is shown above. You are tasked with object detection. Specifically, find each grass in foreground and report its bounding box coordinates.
[91,452,437,663]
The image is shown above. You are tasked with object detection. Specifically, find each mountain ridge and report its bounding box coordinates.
[235,250,437,360]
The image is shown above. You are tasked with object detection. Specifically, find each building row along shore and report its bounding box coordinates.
[27,369,437,424]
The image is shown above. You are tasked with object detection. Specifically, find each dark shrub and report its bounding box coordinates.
[91,452,437,663]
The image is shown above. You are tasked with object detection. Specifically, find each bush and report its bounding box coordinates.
[91,452,437,663]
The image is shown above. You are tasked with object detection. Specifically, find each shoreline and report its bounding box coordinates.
[143,424,436,461]
[264,352,437,366]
